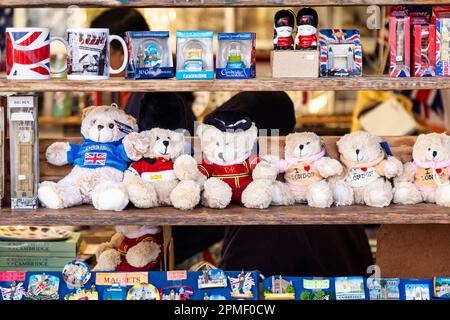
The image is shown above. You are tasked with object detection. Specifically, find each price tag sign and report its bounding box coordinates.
[0,271,26,282]
[167,270,187,281]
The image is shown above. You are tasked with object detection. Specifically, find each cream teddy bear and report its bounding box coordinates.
[38,104,142,211]
[123,128,202,210]
[196,111,291,209]
[94,225,162,271]
[278,132,343,208]
[393,133,450,206]
[332,131,403,207]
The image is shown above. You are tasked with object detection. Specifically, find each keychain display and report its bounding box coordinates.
[319,29,362,77]
[295,7,318,50]
[216,33,256,79]
[61,260,91,289]
[125,31,174,79]
[389,7,410,77]
[126,283,160,300]
[176,30,214,80]
[273,10,295,50]
[7,95,39,209]
[197,269,227,289]
[433,7,450,76]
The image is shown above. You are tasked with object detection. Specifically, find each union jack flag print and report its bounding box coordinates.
[84,152,107,166]
[6,29,50,79]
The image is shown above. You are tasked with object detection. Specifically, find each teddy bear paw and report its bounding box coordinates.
[242,180,273,209]
[393,182,422,204]
[170,180,201,210]
[128,183,158,209]
[93,183,129,211]
[332,182,354,206]
[174,155,200,181]
[38,181,65,209]
[364,184,393,208]
[306,181,334,208]
[384,156,403,179]
[93,249,121,271]
[271,181,295,206]
[126,241,161,268]
[46,142,70,166]
[435,184,450,207]
[201,178,232,209]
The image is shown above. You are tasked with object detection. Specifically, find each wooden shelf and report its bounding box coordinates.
[3,76,450,92]
[0,204,449,226]
[1,0,446,8]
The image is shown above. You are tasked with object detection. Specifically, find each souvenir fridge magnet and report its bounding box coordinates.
[401,279,433,300]
[125,31,174,79]
[24,273,60,300]
[64,285,98,300]
[62,260,91,289]
[7,95,39,209]
[295,7,318,50]
[389,7,410,77]
[299,278,334,300]
[366,278,400,300]
[127,283,160,300]
[176,30,214,80]
[228,271,255,299]
[0,281,26,300]
[319,29,362,77]
[434,277,450,299]
[273,10,295,50]
[198,269,227,289]
[334,277,366,300]
[264,275,295,300]
[204,293,226,300]
[160,285,194,300]
[433,6,450,76]
[216,33,256,79]
[103,282,127,300]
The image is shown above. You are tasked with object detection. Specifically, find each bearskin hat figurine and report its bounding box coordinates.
[273,10,295,50]
[295,7,319,50]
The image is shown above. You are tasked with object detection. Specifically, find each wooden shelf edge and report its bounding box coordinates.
[1,0,447,8]
[0,204,449,226]
[3,76,450,92]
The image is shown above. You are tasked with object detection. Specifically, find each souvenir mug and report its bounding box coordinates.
[65,28,128,80]
[6,27,68,80]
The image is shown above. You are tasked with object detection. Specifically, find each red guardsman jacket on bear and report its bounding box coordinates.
[198,155,260,204]
[116,227,163,272]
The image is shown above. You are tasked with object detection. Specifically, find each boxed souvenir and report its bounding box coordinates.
[400,279,433,300]
[271,50,319,78]
[7,95,39,209]
[410,7,435,77]
[319,29,362,77]
[216,33,256,79]
[125,31,174,79]
[366,278,400,300]
[389,7,410,77]
[176,30,214,80]
[433,7,450,76]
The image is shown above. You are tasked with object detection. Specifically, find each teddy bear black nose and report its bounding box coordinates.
[97,125,104,130]
[299,144,304,150]
[433,150,438,158]
[163,140,169,147]
[355,149,360,155]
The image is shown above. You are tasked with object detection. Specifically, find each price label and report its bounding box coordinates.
[0,271,26,282]
[167,270,187,281]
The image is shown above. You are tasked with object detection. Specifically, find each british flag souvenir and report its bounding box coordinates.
[433,7,450,77]
[83,152,107,166]
[319,29,362,77]
[389,7,410,77]
[0,281,25,300]
[228,271,255,299]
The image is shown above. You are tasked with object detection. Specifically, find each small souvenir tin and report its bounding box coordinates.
[24,274,60,300]
[103,282,127,300]
[64,285,98,300]
[62,260,91,289]
[127,283,160,300]
[228,271,255,299]
[198,269,227,289]
[160,285,194,300]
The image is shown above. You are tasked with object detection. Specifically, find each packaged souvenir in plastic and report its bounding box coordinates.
[7,95,39,209]
[216,33,256,79]
[433,6,450,76]
[176,30,214,80]
[389,7,410,77]
[125,31,174,79]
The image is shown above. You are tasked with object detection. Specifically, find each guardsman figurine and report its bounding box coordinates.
[273,10,295,50]
[295,7,318,50]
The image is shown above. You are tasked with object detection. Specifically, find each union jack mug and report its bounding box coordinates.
[6,27,68,80]
[66,28,128,80]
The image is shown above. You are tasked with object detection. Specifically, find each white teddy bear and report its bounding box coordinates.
[332,131,403,207]
[38,104,142,211]
[394,133,450,206]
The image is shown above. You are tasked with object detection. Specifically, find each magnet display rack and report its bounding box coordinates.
[1,1,449,278]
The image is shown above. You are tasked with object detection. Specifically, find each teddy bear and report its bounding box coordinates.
[196,111,293,209]
[278,132,343,208]
[393,133,450,206]
[331,131,403,207]
[123,127,202,210]
[38,104,142,211]
[93,225,162,271]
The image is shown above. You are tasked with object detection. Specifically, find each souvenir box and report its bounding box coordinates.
[433,7,450,76]
[410,7,435,77]
[125,31,174,79]
[319,29,362,77]
[389,8,410,77]
[216,33,256,79]
[271,50,319,78]
[7,95,39,209]
[176,30,214,80]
